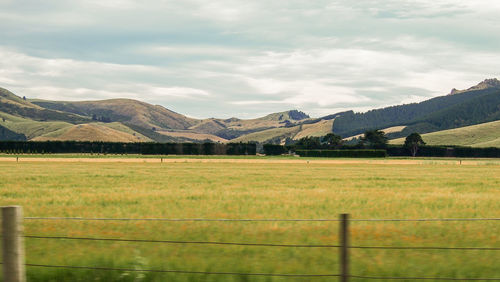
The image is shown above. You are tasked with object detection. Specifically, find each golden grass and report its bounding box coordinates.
[0,160,499,281]
[292,119,334,140]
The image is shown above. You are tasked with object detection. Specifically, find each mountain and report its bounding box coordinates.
[332,78,500,138]
[31,99,199,130]
[1,87,320,143]
[2,78,500,145]
[257,110,309,122]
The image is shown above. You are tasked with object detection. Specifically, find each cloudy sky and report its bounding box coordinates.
[1,0,499,119]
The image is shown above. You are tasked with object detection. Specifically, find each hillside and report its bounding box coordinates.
[2,78,500,145]
[189,110,310,139]
[332,79,500,138]
[257,110,309,122]
[33,123,150,142]
[0,124,26,141]
[390,120,500,147]
[232,119,334,144]
[31,99,199,130]
[0,88,90,124]
[30,97,310,141]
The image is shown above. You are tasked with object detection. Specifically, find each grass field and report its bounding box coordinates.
[0,158,499,281]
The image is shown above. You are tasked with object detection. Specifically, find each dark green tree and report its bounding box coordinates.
[404,132,426,157]
[322,133,343,148]
[295,136,321,149]
[360,130,388,149]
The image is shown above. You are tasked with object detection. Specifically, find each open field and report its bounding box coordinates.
[0,159,499,281]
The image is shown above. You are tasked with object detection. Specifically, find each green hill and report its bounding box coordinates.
[0,88,89,124]
[0,111,73,139]
[0,124,26,141]
[390,120,500,147]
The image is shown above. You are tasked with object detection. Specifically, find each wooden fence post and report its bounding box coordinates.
[2,206,26,282]
[340,213,350,282]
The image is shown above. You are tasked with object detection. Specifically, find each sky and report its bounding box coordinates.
[1,0,500,119]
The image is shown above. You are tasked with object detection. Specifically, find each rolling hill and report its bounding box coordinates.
[31,99,199,130]
[2,78,500,146]
[232,119,334,144]
[390,120,500,147]
[32,123,151,142]
[1,88,320,142]
[0,88,90,124]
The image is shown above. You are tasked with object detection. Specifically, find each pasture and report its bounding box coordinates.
[0,157,499,281]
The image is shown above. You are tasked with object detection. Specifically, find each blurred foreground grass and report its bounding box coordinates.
[0,160,499,281]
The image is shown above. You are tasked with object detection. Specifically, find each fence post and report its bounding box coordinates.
[2,206,26,282]
[340,213,349,282]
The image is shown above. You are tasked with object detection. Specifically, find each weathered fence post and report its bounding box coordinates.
[2,206,26,282]
[340,213,350,282]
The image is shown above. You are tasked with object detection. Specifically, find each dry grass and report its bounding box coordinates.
[292,119,334,140]
[0,160,499,281]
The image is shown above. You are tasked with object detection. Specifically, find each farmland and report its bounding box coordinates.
[1,158,499,281]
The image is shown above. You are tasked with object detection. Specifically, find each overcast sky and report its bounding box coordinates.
[1,0,499,119]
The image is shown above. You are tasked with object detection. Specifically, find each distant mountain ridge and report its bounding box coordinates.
[1,78,500,146]
[0,87,317,143]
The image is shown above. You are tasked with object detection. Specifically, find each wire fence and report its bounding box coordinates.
[3,212,499,281]
[23,235,500,251]
[24,216,500,222]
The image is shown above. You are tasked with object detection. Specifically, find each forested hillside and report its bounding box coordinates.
[332,79,500,138]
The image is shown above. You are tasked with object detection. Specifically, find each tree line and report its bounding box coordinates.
[0,141,257,155]
[263,130,500,158]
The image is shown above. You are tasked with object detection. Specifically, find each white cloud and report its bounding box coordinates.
[147,86,210,98]
[1,1,500,118]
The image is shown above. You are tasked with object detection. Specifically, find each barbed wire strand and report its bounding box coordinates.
[23,217,500,222]
[24,235,341,248]
[24,235,500,251]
